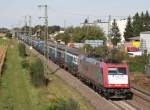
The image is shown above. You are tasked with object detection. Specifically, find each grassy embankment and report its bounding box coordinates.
[0,38,96,110]
[128,56,150,92]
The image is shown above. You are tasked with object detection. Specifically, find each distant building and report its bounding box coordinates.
[80,19,127,43]
[140,31,150,53]
[124,37,142,57]
[67,40,104,48]
[99,19,127,42]
[85,40,104,48]
[114,19,127,42]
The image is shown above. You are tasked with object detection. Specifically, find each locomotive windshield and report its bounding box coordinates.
[108,67,127,75]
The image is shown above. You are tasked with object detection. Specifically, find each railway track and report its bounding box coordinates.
[110,87,150,110]
[110,100,138,110]
[131,87,150,102]
[23,41,150,110]
[110,86,150,110]
[109,83,150,110]
[123,87,150,110]
[0,47,7,75]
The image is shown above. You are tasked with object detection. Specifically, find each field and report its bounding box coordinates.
[0,38,96,110]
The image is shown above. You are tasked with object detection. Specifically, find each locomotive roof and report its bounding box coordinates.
[81,54,126,65]
[85,57,99,65]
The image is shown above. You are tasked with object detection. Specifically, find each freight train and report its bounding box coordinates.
[17,34,133,99]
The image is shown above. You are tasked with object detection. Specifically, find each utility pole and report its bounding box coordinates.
[29,16,32,37]
[64,20,66,30]
[24,16,27,35]
[108,15,111,41]
[28,15,33,49]
[38,4,49,78]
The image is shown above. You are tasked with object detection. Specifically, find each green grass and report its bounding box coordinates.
[26,42,96,110]
[0,37,9,47]
[128,62,144,73]
[47,75,96,110]
[0,40,35,110]
[0,39,51,110]
[0,39,96,110]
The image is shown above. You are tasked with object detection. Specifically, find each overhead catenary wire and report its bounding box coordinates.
[48,6,128,20]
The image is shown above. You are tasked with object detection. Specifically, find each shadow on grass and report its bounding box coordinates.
[50,68,60,75]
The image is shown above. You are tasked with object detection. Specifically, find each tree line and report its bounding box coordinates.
[124,11,150,41]
[108,11,150,46]
[55,26,106,44]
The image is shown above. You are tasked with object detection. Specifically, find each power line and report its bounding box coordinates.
[49,6,128,20]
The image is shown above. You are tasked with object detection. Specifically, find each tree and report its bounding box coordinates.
[108,49,127,63]
[110,19,121,46]
[94,46,109,58]
[48,25,61,34]
[55,33,70,44]
[80,44,93,54]
[0,28,10,33]
[124,16,134,41]
[32,25,43,35]
[55,26,106,43]
[132,12,142,36]
[144,11,150,31]
[84,18,88,24]
[5,32,12,38]
[140,12,145,32]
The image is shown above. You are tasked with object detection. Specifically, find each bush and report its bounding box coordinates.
[21,59,29,69]
[94,46,109,58]
[29,58,45,87]
[47,98,80,110]
[107,49,128,63]
[128,62,144,72]
[18,43,27,58]
[5,32,12,39]
[127,55,148,73]
[80,44,93,53]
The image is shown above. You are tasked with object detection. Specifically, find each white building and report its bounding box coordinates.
[114,19,127,42]
[81,19,127,43]
[140,31,150,53]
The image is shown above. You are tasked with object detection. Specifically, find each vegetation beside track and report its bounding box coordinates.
[0,39,96,110]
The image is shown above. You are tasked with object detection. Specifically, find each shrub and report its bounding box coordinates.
[18,43,27,58]
[80,44,93,53]
[21,59,29,69]
[5,32,12,39]
[128,62,144,73]
[127,54,149,73]
[47,98,80,110]
[108,49,128,63]
[29,58,45,87]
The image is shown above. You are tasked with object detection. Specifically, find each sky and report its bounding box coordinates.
[0,0,150,28]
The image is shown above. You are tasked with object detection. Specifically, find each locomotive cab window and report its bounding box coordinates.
[108,67,127,75]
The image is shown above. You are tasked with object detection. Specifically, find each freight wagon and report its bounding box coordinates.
[17,34,133,99]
